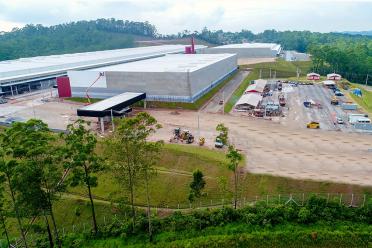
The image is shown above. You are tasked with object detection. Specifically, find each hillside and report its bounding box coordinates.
[0,19,157,61]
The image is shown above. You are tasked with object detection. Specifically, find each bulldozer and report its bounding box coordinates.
[331,96,339,105]
[172,128,194,144]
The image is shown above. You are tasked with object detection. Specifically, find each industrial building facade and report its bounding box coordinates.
[204,43,282,58]
[0,45,206,96]
[68,54,238,102]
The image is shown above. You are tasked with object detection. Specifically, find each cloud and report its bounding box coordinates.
[0,0,371,33]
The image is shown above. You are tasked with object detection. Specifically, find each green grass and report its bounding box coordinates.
[65,97,102,104]
[65,71,238,110]
[82,223,372,248]
[66,143,371,209]
[225,60,313,113]
[349,85,372,113]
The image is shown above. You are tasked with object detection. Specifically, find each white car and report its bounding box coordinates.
[336,117,344,124]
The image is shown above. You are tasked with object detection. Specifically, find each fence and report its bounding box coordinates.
[5,192,370,247]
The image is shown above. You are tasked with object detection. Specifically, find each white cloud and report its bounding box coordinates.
[0,0,371,33]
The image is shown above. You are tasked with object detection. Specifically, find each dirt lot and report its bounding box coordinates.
[0,90,83,130]
[147,109,372,187]
[1,89,371,187]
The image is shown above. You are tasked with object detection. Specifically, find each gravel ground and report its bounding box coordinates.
[147,109,372,187]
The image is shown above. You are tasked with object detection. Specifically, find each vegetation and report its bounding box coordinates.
[63,120,103,235]
[188,170,206,203]
[309,42,372,84]
[0,19,157,61]
[0,116,371,247]
[60,195,372,247]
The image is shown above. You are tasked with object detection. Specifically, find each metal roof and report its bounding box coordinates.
[86,54,236,73]
[235,93,263,107]
[0,45,207,84]
[245,79,267,93]
[212,43,281,51]
[77,92,146,117]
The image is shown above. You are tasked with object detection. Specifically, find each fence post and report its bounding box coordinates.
[362,194,366,208]
[255,196,258,205]
[178,203,180,210]
[326,193,330,204]
[350,193,354,206]
[266,195,269,205]
[301,193,304,206]
[222,199,224,207]
[278,194,281,204]
[339,193,343,205]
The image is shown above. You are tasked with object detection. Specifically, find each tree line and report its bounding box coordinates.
[0,113,244,247]
[0,19,157,61]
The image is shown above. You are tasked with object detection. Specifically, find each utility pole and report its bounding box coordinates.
[366,74,369,86]
[222,91,225,115]
[111,109,115,131]
[269,68,272,78]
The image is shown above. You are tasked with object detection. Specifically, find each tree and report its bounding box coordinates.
[226,145,243,209]
[216,123,229,145]
[63,119,102,235]
[188,170,206,203]
[4,119,64,247]
[0,174,10,248]
[104,112,162,237]
[0,128,29,248]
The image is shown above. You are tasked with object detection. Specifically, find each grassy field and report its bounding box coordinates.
[66,142,371,209]
[224,60,312,113]
[65,71,238,110]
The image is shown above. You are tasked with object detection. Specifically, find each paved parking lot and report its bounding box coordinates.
[281,83,357,132]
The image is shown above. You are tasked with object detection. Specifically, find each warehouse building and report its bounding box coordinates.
[68,53,238,102]
[0,45,206,96]
[204,43,282,59]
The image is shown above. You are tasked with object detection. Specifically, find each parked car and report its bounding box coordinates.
[336,117,344,124]
[214,137,224,148]
[307,121,320,129]
[335,91,344,96]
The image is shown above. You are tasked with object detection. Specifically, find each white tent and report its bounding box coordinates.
[327,73,342,80]
[235,93,263,110]
[245,79,267,93]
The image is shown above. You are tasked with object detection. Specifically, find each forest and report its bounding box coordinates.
[0,19,371,84]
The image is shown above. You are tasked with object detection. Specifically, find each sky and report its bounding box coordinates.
[0,0,371,34]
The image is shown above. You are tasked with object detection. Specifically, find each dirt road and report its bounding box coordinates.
[201,71,249,114]
[147,109,372,187]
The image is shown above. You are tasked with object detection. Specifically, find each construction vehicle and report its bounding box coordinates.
[172,128,194,144]
[331,96,339,105]
[307,121,320,129]
[278,94,286,107]
[199,137,205,146]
